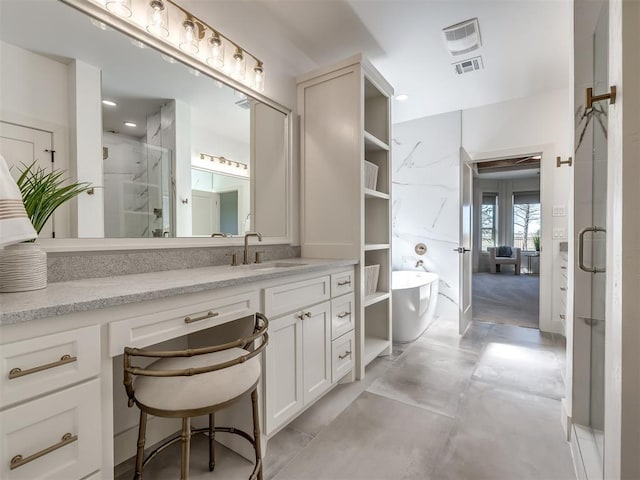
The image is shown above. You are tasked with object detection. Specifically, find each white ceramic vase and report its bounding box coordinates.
[0,243,47,293]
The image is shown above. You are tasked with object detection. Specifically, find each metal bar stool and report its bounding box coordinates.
[123,313,269,480]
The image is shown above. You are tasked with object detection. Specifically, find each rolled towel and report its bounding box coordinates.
[0,154,37,247]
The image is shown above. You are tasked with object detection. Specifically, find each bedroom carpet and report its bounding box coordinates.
[472,270,540,328]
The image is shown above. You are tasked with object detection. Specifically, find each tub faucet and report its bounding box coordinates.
[243,232,263,264]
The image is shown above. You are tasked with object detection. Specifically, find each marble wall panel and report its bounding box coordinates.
[392,111,461,318]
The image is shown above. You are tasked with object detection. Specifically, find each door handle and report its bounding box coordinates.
[578,226,606,273]
[453,247,470,253]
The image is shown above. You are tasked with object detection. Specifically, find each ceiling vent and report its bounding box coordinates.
[453,56,484,75]
[442,18,481,57]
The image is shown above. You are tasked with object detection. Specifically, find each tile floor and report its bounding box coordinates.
[118,317,576,480]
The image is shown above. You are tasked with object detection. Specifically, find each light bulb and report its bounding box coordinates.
[206,34,224,68]
[106,0,132,17]
[146,0,169,37]
[254,62,265,92]
[233,48,245,80]
[180,19,199,54]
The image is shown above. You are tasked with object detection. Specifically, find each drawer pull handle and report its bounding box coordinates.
[8,354,77,380]
[184,311,219,324]
[560,287,567,291]
[338,350,352,360]
[337,311,351,319]
[10,433,78,470]
[337,280,351,286]
[561,266,567,270]
[560,314,566,320]
[303,311,312,318]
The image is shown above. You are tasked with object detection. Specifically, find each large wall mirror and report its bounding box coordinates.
[0,0,291,250]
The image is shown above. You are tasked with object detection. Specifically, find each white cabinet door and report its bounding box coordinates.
[302,301,331,405]
[264,313,303,435]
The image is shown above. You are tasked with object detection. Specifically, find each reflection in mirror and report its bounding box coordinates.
[0,0,289,241]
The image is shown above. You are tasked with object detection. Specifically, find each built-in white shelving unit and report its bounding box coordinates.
[298,54,393,379]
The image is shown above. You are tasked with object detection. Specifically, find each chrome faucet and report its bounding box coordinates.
[415,260,427,271]
[243,232,263,264]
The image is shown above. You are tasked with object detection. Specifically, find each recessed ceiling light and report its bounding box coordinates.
[124,122,137,127]
[102,100,117,107]
[395,94,409,101]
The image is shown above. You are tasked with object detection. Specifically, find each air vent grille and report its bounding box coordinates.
[453,56,484,75]
[442,18,481,56]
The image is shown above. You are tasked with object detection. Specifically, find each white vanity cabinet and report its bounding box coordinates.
[0,326,102,480]
[0,260,356,478]
[263,269,355,435]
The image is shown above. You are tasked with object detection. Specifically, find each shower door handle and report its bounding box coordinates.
[578,226,606,273]
[454,247,470,253]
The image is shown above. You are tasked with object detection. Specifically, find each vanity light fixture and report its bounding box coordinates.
[105,0,132,18]
[102,100,117,106]
[199,153,248,176]
[96,0,266,93]
[146,0,169,37]
[124,121,137,127]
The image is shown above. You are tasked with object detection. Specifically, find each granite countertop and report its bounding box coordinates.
[0,258,357,325]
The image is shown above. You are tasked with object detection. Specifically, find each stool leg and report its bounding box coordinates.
[181,417,191,480]
[134,411,148,480]
[208,413,215,471]
[251,388,263,480]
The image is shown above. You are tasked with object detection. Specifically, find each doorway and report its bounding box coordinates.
[470,155,542,329]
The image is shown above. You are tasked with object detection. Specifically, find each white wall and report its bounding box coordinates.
[68,60,104,238]
[392,111,461,319]
[604,0,640,476]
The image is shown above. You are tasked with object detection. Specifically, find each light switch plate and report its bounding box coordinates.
[553,206,566,217]
[553,228,566,238]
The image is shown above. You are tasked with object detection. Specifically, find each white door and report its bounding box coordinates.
[264,313,303,435]
[0,121,55,238]
[458,148,473,334]
[191,190,220,236]
[302,301,331,405]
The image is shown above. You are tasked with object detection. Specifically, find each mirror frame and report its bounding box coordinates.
[35,0,292,252]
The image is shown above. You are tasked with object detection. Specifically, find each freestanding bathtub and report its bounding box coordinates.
[392,270,439,343]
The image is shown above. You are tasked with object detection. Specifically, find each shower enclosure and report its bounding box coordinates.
[573,0,609,477]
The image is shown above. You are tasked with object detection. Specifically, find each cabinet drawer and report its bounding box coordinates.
[264,276,330,318]
[332,330,355,383]
[1,325,100,408]
[331,270,354,297]
[1,379,102,480]
[109,291,258,356]
[331,293,355,340]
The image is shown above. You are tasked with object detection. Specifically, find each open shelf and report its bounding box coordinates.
[364,243,389,251]
[364,131,389,151]
[364,188,389,200]
[363,291,390,307]
[364,336,390,366]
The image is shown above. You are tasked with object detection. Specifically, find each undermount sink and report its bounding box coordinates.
[245,262,306,270]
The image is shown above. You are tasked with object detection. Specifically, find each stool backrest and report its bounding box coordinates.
[123,313,268,407]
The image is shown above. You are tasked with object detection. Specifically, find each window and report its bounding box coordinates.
[513,191,540,251]
[481,193,498,250]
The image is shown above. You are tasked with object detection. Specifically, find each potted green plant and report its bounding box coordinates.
[533,233,541,252]
[0,162,91,292]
